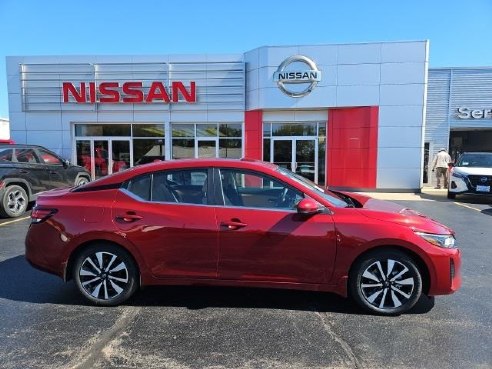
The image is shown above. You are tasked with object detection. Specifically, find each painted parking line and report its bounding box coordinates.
[0,216,30,227]
[454,202,482,212]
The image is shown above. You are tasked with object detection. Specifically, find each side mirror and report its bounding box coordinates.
[296,198,322,215]
[63,159,70,168]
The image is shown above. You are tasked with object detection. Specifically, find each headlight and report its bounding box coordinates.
[415,232,456,248]
[451,171,466,179]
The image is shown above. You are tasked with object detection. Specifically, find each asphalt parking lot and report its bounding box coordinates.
[0,190,491,369]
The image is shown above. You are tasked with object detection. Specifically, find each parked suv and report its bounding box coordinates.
[448,152,492,199]
[0,144,90,218]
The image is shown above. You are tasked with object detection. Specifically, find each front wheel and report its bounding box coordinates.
[0,185,28,218]
[349,250,422,315]
[73,244,139,306]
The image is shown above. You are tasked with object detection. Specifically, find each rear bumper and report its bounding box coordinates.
[25,223,66,279]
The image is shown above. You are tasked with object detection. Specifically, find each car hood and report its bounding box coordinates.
[339,191,454,235]
[452,167,492,175]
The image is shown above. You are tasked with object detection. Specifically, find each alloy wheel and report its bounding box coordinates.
[78,251,130,301]
[7,188,27,216]
[359,258,415,310]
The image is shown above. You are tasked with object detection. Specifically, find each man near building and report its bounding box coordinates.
[431,148,452,189]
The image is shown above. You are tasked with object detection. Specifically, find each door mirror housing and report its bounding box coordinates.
[63,159,70,168]
[296,198,322,215]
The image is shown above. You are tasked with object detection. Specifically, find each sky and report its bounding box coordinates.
[0,0,491,119]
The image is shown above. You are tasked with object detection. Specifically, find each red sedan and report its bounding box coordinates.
[25,159,461,315]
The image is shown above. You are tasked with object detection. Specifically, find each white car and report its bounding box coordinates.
[448,152,492,199]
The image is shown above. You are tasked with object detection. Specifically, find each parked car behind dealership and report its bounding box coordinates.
[26,158,461,315]
[448,152,492,199]
[0,144,90,218]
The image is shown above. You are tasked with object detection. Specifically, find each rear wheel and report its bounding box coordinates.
[75,176,90,187]
[447,191,456,199]
[349,250,422,315]
[0,185,28,218]
[73,244,138,306]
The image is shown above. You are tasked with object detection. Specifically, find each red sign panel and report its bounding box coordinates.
[62,81,196,103]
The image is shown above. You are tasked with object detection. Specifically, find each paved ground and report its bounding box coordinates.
[0,191,491,368]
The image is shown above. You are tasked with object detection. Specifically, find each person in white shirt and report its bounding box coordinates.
[431,148,452,189]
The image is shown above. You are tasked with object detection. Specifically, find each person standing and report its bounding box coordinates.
[431,148,452,189]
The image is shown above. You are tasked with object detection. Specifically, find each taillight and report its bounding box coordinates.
[31,207,58,224]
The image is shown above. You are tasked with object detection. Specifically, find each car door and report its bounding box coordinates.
[13,147,50,194]
[216,168,337,284]
[36,148,70,188]
[112,168,219,279]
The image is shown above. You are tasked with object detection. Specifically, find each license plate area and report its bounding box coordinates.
[476,185,490,192]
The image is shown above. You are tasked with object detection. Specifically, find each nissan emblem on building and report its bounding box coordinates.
[273,55,322,97]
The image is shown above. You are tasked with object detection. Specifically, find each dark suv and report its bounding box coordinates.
[0,144,90,218]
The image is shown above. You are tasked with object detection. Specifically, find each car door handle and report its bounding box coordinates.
[115,212,143,223]
[220,219,247,230]
[19,170,29,174]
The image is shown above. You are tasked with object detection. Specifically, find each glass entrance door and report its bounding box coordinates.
[196,139,218,158]
[76,139,131,180]
[272,138,318,183]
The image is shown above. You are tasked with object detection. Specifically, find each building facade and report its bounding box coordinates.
[425,67,492,185]
[7,40,429,191]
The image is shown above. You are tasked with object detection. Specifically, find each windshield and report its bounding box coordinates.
[456,153,492,168]
[277,167,348,207]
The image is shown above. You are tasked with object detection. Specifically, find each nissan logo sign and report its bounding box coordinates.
[480,177,488,183]
[273,55,322,98]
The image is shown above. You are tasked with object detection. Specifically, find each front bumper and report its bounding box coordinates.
[449,175,492,195]
[428,248,461,296]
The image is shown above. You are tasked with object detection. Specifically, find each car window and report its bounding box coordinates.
[153,169,208,204]
[126,174,151,201]
[0,148,13,162]
[38,149,63,165]
[15,148,40,163]
[218,168,303,210]
[124,169,208,205]
[456,154,492,168]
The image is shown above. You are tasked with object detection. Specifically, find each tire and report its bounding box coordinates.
[349,250,422,315]
[447,191,456,199]
[75,176,90,187]
[0,185,29,218]
[73,243,139,306]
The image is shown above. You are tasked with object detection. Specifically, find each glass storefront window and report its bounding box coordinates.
[272,123,317,137]
[172,139,194,159]
[75,124,131,137]
[219,139,242,159]
[133,124,164,137]
[263,123,271,138]
[219,124,242,137]
[171,123,243,159]
[172,124,195,138]
[196,124,217,137]
[134,139,165,165]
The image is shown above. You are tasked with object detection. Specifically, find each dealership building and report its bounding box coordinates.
[9,40,485,192]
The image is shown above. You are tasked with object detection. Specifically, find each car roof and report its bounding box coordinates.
[0,143,47,149]
[460,152,492,155]
[79,158,280,189]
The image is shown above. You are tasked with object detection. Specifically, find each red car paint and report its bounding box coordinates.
[25,159,461,301]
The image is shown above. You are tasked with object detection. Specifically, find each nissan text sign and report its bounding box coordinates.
[62,81,196,104]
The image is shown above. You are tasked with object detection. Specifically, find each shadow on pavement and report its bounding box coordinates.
[0,255,435,316]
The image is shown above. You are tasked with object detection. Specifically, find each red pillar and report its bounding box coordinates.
[244,110,263,160]
[327,107,379,189]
